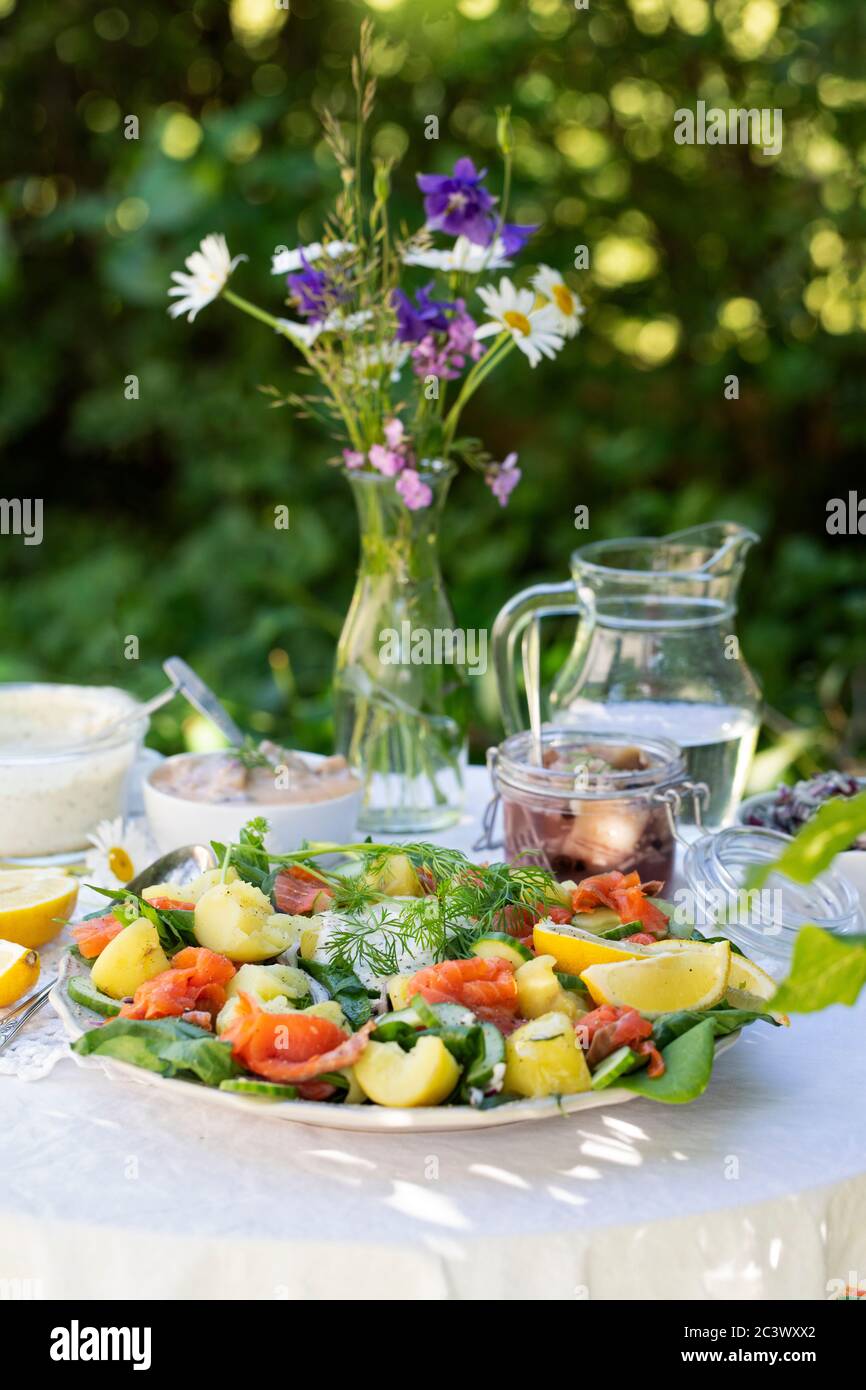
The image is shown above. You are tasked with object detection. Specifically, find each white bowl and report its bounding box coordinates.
[737,786,866,913]
[143,751,362,856]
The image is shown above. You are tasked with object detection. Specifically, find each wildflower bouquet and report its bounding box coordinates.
[167,22,583,831]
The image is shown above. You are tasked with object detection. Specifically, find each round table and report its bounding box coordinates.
[2,768,864,1301]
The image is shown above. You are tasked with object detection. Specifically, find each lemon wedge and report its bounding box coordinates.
[533,919,654,975]
[0,870,79,949]
[0,939,40,1008]
[580,940,731,1017]
[643,938,789,1024]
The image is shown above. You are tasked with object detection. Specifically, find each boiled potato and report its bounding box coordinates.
[194,881,294,962]
[141,880,189,905]
[504,1011,591,1098]
[515,955,583,1021]
[353,1036,459,1107]
[226,962,310,1005]
[366,853,422,898]
[386,974,416,1011]
[186,866,238,903]
[302,1000,348,1030]
[91,918,171,1000]
[216,993,346,1036]
[337,1066,366,1104]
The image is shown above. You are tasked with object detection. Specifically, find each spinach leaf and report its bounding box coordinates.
[298,959,371,1028]
[770,926,866,1014]
[651,1006,777,1051]
[621,1018,717,1104]
[72,1018,239,1087]
[85,885,197,953]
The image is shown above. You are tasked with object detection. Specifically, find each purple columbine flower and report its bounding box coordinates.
[486,452,521,507]
[287,253,348,323]
[396,468,433,510]
[417,157,497,245]
[392,282,454,343]
[499,222,540,256]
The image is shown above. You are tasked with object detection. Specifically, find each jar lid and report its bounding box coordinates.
[683,825,863,963]
[490,728,686,802]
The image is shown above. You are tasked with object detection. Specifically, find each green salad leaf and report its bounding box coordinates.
[72,1017,240,1087]
[298,958,372,1029]
[651,1006,778,1051]
[86,886,197,954]
[769,926,866,1014]
[621,1017,717,1104]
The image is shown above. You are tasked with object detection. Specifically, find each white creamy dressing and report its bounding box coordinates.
[312,900,440,988]
[0,685,141,857]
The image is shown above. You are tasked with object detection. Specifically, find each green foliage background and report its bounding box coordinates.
[0,0,863,784]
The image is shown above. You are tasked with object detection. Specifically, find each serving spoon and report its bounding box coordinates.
[0,843,217,1053]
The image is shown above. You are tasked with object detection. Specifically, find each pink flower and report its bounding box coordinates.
[368,443,404,477]
[343,448,366,470]
[486,451,521,507]
[396,469,433,510]
[384,417,405,450]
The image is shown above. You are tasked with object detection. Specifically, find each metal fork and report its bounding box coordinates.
[0,981,57,1054]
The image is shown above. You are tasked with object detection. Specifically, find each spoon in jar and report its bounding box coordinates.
[521,617,544,766]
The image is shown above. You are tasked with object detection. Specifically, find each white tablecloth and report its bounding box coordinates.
[2,768,865,1300]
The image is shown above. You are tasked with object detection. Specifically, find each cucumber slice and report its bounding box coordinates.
[470,933,533,968]
[219,1078,298,1099]
[571,907,622,934]
[429,1001,476,1028]
[597,919,644,940]
[67,975,121,1018]
[555,970,591,998]
[372,1005,424,1042]
[410,993,440,1028]
[463,1022,506,1096]
[590,1045,645,1090]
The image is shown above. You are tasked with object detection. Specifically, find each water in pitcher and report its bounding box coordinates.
[557,700,759,827]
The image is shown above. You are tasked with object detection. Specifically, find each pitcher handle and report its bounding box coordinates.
[492,580,581,734]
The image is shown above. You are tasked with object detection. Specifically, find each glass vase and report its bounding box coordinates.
[334,464,469,832]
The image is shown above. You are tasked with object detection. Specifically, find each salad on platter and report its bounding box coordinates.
[61,820,783,1114]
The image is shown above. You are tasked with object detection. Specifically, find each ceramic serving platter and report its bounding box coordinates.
[50,952,737,1133]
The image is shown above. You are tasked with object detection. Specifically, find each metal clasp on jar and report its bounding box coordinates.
[651,780,710,846]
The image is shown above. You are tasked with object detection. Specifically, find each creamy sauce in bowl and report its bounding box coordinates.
[150,749,360,806]
[0,684,145,858]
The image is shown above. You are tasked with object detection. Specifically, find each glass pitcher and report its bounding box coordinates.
[492,523,762,827]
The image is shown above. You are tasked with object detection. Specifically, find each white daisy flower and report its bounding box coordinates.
[271,240,357,275]
[474,277,565,367]
[85,817,156,890]
[275,318,323,347]
[531,265,585,338]
[167,234,247,322]
[323,308,374,333]
[402,234,512,273]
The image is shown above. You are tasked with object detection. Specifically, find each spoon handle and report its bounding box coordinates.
[162,657,247,747]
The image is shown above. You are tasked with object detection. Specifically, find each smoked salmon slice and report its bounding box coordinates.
[273,866,334,916]
[407,956,519,1030]
[118,946,236,1021]
[71,913,125,959]
[571,871,668,937]
[222,992,373,1084]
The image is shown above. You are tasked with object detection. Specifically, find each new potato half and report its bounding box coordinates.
[193,880,297,962]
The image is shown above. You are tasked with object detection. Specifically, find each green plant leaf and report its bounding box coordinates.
[770,926,866,1014]
[621,1018,716,1104]
[298,958,372,1029]
[748,790,866,888]
[651,1006,777,1051]
[72,1017,240,1087]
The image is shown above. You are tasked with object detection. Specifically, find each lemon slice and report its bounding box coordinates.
[644,938,789,1024]
[0,939,40,1008]
[0,870,79,949]
[533,920,656,975]
[580,940,731,1017]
